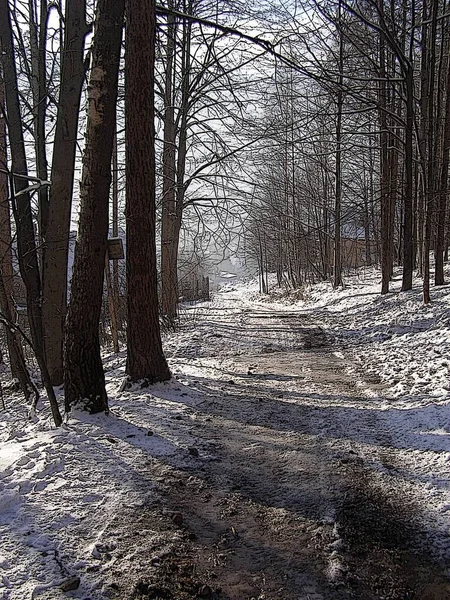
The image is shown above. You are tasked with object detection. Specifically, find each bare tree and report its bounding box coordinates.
[0,0,62,425]
[27,0,49,243]
[435,14,450,286]
[64,0,125,413]
[42,0,89,385]
[0,70,36,402]
[333,0,344,289]
[125,0,170,383]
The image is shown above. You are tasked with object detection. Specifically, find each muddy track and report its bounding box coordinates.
[107,309,450,600]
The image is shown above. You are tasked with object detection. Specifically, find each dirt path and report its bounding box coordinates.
[107,306,450,600]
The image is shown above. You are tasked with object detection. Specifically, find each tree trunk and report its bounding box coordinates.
[434,16,450,285]
[42,0,88,385]
[333,0,344,289]
[0,71,35,398]
[333,89,343,289]
[422,0,438,304]
[29,0,50,244]
[64,0,125,413]
[161,10,193,322]
[258,231,267,294]
[401,66,414,291]
[105,250,119,353]
[112,130,121,330]
[160,6,178,321]
[378,4,391,294]
[171,14,192,297]
[0,1,62,425]
[125,0,170,383]
[388,124,399,277]
[0,266,37,405]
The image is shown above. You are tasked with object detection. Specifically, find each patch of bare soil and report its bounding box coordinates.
[106,310,450,599]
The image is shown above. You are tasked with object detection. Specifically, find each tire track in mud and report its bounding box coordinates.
[109,308,450,599]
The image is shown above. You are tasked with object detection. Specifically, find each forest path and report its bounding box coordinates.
[110,301,450,600]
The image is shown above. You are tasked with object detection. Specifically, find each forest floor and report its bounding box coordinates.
[1,267,450,599]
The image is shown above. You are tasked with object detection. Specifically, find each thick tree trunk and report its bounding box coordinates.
[0,1,62,425]
[64,0,125,413]
[125,0,170,383]
[42,0,88,385]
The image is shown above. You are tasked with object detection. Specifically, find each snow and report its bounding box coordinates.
[304,268,450,406]
[0,443,22,471]
[1,266,450,598]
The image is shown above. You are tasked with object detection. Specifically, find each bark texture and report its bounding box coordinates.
[333,0,343,289]
[160,8,178,321]
[125,0,170,382]
[160,12,192,320]
[64,0,125,413]
[435,26,450,285]
[42,0,88,385]
[0,1,61,425]
[28,0,49,243]
[378,5,392,295]
[0,78,35,399]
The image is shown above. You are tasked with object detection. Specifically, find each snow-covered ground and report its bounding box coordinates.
[0,266,449,599]
[304,267,450,404]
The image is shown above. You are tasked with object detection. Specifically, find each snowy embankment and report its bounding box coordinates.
[0,266,449,599]
[258,266,450,561]
[254,266,450,405]
[305,267,450,404]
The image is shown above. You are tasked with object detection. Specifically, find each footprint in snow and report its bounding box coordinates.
[16,456,35,468]
[82,493,104,504]
[35,458,64,479]
[0,469,13,480]
[33,481,47,492]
